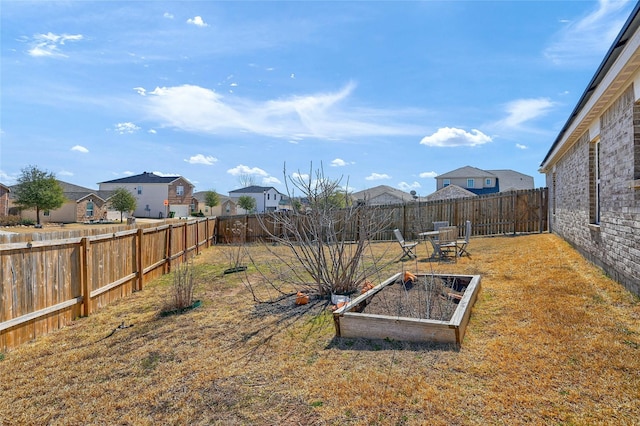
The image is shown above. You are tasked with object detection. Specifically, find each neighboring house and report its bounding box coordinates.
[228,186,286,214]
[435,166,534,195]
[0,184,10,216]
[192,192,237,217]
[539,3,640,296]
[99,172,194,218]
[9,181,112,223]
[423,184,477,202]
[351,185,415,205]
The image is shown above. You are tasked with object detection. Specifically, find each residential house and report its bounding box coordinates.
[99,172,194,219]
[351,185,416,206]
[229,186,286,214]
[423,184,477,202]
[539,3,640,295]
[9,181,112,223]
[193,192,237,217]
[0,184,10,216]
[435,166,534,195]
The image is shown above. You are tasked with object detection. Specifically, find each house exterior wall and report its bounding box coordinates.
[20,201,77,223]
[438,177,493,191]
[100,183,167,218]
[0,186,9,216]
[546,84,640,295]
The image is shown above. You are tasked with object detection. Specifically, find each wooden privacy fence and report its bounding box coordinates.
[0,218,216,352]
[215,188,549,243]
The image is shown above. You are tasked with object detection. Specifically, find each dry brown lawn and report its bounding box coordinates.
[1,233,639,425]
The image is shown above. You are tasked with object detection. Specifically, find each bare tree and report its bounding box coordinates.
[246,164,396,301]
[238,174,257,188]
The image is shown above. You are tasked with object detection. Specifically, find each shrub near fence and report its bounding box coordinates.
[0,218,216,352]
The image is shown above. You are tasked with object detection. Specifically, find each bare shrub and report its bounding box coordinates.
[161,261,196,313]
[246,164,397,301]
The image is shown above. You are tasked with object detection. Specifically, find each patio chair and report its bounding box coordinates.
[393,229,419,259]
[437,226,458,262]
[432,221,449,241]
[456,220,472,257]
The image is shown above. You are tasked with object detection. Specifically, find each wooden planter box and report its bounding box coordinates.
[332,272,481,345]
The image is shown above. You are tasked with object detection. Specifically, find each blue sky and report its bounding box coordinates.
[1,0,636,196]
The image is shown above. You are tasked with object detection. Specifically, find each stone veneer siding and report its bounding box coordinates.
[547,85,640,295]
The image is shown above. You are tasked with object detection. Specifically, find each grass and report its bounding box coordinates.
[0,233,639,425]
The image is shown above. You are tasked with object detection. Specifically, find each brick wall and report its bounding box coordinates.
[549,85,640,295]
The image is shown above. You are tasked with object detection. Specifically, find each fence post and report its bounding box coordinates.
[136,228,144,291]
[183,222,188,262]
[166,225,172,273]
[80,237,91,317]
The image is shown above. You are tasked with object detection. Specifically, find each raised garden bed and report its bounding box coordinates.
[332,272,481,345]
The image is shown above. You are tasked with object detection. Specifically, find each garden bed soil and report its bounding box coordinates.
[332,272,481,345]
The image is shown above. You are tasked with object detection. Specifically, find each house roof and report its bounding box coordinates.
[99,171,190,186]
[228,185,280,194]
[540,2,640,170]
[424,184,477,202]
[193,191,232,203]
[351,185,414,203]
[436,166,496,179]
[0,183,10,192]
[9,180,112,202]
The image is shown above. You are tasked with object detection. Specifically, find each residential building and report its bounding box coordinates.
[0,184,10,216]
[539,3,640,295]
[99,172,194,219]
[9,181,113,223]
[351,185,416,205]
[192,192,237,217]
[229,185,286,214]
[423,184,477,202]
[435,166,534,195]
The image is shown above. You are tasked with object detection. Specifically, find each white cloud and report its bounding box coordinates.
[331,158,350,167]
[365,172,391,181]
[153,171,180,177]
[134,87,146,96]
[114,122,141,134]
[185,154,218,165]
[0,169,16,184]
[164,12,174,19]
[141,83,427,140]
[516,144,528,150]
[148,129,157,134]
[398,181,421,191]
[187,16,208,27]
[123,171,134,176]
[419,171,438,179]
[544,0,633,67]
[262,176,281,185]
[291,172,309,181]
[58,170,73,177]
[227,164,268,177]
[71,145,89,153]
[498,98,555,128]
[27,32,83,58]
[420,127,492,147]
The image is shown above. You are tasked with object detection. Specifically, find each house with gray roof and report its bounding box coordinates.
[193,192,237,217]
[351,185,415,206]
[435,166,534,195]
[228,185,288,213]
[9,181,113,223]
[99,172,194,218]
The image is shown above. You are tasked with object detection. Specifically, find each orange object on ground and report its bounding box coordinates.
[295,292,310,305]
[403,271,417,283]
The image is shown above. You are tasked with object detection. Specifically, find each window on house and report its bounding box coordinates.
[267,193,270,200]
[176,186,184,196]
[589,138,601,224]
[86,201,94,217]
[137,186,142,195]
[443,179,450,187]
[467,179,475,188]
[485,178,491,186]
[43,210,50,217]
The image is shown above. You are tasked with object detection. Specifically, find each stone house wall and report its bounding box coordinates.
[547,84,640,295]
